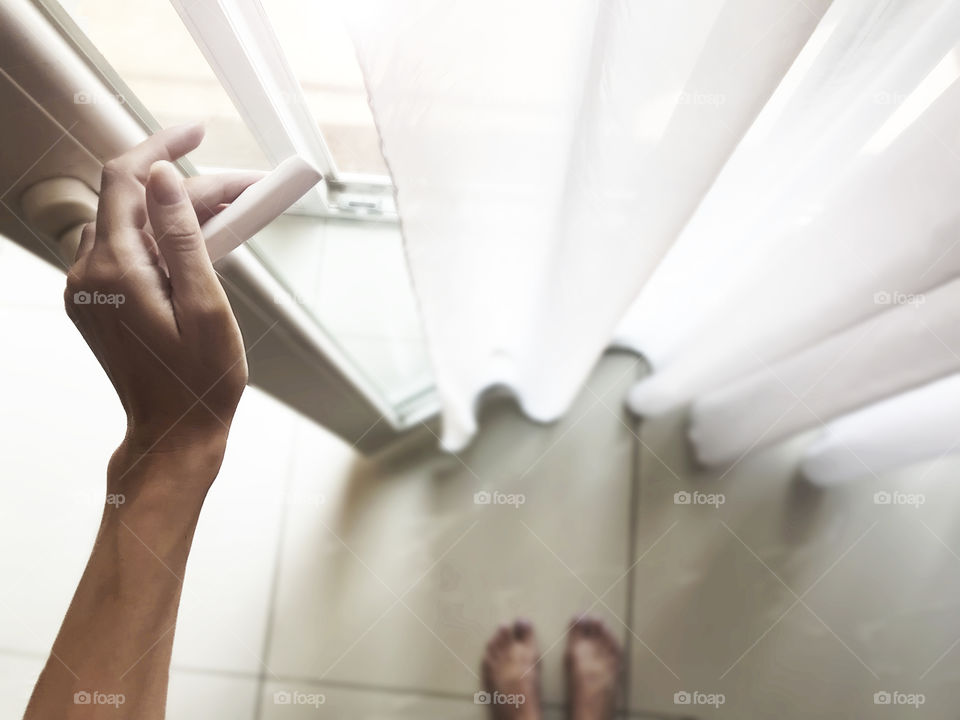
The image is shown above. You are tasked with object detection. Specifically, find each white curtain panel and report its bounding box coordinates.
[347,0,829,449]
[688,277,960,465]
[346,0,960,474]
[620,0,960,414]
[800,374,960,486]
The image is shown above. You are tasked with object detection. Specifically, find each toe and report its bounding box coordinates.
[599,624,622,656]
[580,615,602,636]
[481,657,493,689]
[569,614,589,636]
[486,624,510,655]
[513,618,534,642]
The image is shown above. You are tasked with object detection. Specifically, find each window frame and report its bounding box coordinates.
[33,0,398,220]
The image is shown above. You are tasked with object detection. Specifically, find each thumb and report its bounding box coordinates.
[146,161,222,315]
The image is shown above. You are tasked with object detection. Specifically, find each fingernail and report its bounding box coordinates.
[149,161,185,205]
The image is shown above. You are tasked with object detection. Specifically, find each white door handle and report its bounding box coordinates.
[20,177,98,264]
[19,156,321,267]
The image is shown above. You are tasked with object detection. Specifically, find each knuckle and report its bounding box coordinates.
[195,300,230,326]
[64,268,85,294]
[78,259,131,297]
[223,354,249,392]
[64,266,84,288]
[100,159,125,184]
[63,274,85,316]
[233,363,250,391]
[62,286,75,317]
[101,157,132,178]
[100,160,140,194]
[157,222,201,252]
[80,260,113,288]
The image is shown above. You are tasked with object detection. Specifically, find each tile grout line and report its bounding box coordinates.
[252,421,304,720]
[251,675,517,705]
[0,637,695,718]
[0,646,685,715]
[620,359,646,718]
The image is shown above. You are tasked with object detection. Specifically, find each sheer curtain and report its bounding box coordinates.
[346,0,960,479]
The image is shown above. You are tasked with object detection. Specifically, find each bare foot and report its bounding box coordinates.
[565,616,622,720]
[481,619,542,720]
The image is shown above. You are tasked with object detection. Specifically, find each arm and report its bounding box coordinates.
[24,124,259,719]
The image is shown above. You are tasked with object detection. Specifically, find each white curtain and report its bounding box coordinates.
[345,0,960,479]
[801,374,960,485]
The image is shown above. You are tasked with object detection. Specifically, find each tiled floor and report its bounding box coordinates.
[628,412,960,719]
[5,234,960,719]
[264,354,638,709]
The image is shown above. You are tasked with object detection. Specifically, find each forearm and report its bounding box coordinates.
[27,126,250,719]
[24,438,224,719]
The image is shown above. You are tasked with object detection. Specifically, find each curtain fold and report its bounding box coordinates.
[800,374,960,485]
[620,0,960,412]
[688,276,960,465]
[347,0,960,475]
[347,0,829,450]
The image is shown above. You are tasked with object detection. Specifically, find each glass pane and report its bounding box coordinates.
[259,0,389,176]
[56,0,271,171]
[250,218,433,409]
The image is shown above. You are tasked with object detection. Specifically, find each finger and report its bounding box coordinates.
[112,123,206,183]
[98,123,205,240]
[184,171,266,225]
[145,160,222,321]
[74,222,96,262]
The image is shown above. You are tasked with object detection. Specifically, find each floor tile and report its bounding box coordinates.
[166,669,259,720]
[266,353,641,705]
[0,308,123,655]
[259,681,564,720]
[171,386,298,674]
[0,237,65,310]
[0,654,259,720]
[628,409,960,719]
[0,652,43,718]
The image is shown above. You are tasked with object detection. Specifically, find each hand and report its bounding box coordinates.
[64,124,260,476]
